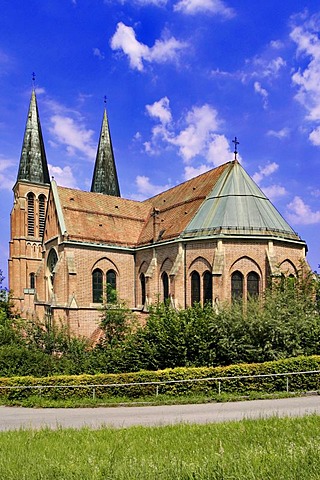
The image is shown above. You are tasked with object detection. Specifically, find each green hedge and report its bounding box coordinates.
[0,355,319,401]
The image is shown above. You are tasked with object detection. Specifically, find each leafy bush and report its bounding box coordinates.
[0,355,319,401]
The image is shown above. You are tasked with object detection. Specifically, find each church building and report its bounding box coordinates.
[9,90,308,339]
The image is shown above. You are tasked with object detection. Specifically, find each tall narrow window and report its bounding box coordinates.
[92,269,103,303]
[106,269,117,303]
[47,248,58,293]
[203,271,212,304]
[27,193,35,236]
[39,194,46,238]
[231,271,243,299]
[247,272,259,298]
[191,271,200,305]
[162,272,169,301]
[29,272,35,289]
[140,273,146,306]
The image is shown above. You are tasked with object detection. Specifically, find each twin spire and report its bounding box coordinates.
[91,108,120,196]
[17,89,120,197]
[17,89,50,185]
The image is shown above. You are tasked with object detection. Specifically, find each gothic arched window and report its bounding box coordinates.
[29,272,35,289]
[247,272,259,298]
[140,273,146,306]
[39,194,46,238]
[27,193,35,236]
[231,271,243,299]
[106,269,117,303]
[162,272,169,301]
[47,248,58,293]
[92,269,103,303]
[203,271,212,304]
[191,271,200,305]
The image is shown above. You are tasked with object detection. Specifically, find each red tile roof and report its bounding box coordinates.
[57,187,151,247]
[56,163,230,247]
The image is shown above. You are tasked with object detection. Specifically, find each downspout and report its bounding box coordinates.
[184,242,187,309]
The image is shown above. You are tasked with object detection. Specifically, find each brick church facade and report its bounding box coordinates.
[9,90,308,339]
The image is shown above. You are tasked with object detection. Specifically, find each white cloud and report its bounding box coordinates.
[130,175,171,200]
[290,13,320,139]
[207,134,233,166]
[110,22,186,71]
[287,196,320,224]
[260,184,287,201]
[146,97,172,124]
[252,162,286,201]
[93,48,105,59]
[254,81,268,108]
[184,164,210,180]
[169,104,220,162]
[309,126,320,146]
[253,162,279,184]
[49,115,96,160]
[270,40,284,50]
[48,164,78,189]
[0,157,15,190]
[174,0,235,18]
[144,99,234,174]
[267,127,290,139]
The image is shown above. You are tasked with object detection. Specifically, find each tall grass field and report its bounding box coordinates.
[0,415,319,479]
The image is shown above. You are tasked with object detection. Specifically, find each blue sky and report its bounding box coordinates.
[1,0,320,286]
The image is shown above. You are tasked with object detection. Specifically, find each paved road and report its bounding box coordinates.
[0,396,319,431]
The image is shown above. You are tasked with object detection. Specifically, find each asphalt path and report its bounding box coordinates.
[0,396,319,431]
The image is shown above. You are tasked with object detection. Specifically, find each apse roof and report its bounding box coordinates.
[183,160,301,241]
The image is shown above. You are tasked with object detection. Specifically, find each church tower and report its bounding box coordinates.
[91,107,120,196]
[9,89,50,313]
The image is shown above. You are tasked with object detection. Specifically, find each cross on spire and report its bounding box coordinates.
[232,136,239,162]
[32,72,36,88]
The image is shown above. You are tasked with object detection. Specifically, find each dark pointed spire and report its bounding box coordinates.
[91,107,120,197]
[17,89,50,184]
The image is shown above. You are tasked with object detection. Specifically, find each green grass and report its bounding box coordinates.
[0,390,301,408]
[0,415,320,479]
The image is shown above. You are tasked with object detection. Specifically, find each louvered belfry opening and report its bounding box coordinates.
[27,192,35,236]
[39,194,46,238]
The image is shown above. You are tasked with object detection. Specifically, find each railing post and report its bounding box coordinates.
[286,377,289,393]
[218,381,221,395]
[156,385,159,396]
[93,387,96,400]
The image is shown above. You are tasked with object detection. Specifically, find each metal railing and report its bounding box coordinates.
[0,369,319,400]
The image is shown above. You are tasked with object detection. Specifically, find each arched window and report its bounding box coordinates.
[247,272,259,297]
[92,269,103,303]
[106,269,117,303]
[162,272,169,301]
[231,271,243,299]
[191,271,200,305]
[47,248,58,293]
[27,193,35,236]
[29,272,35,289]
[140,273,146,306]
[203,271,212,304]
[39,194,46,238]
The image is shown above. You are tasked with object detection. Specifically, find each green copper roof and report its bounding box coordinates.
[183,161,301,241]
[17,90,50,185]
[91,109,120,197]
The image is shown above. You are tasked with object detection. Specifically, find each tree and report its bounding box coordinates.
[99,284,134,346]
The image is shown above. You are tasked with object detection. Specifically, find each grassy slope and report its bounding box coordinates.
[0,415,319,479]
